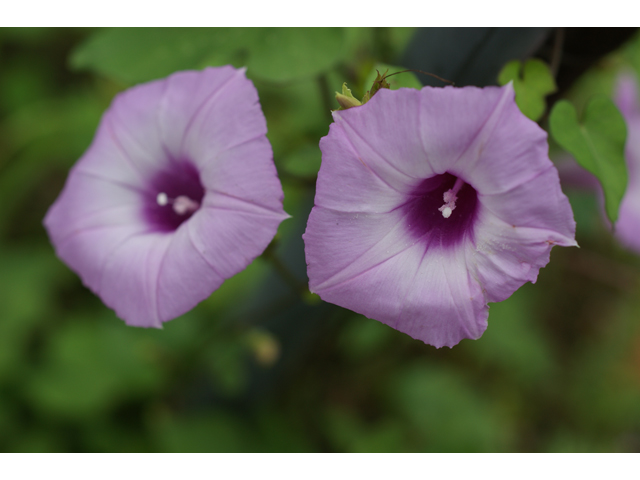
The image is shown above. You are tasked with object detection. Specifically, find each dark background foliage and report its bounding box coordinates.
[1,27,640,452]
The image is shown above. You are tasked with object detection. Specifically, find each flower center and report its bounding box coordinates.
[144,161,205,232]
[438,177,465,219]
[156,193,200,215]
[403,173,478,248]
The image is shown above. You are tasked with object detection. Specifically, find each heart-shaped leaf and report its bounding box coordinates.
[549,97,628,224]
[498,59,556,121]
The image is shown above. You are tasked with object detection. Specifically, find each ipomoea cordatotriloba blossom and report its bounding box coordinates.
[44,66,288,327]
[303,83,576,348]
[612,73,640,252]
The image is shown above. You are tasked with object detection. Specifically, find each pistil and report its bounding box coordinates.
[156,192,200,215]
[438,177,465,219]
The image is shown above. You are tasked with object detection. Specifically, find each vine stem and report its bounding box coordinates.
[550,27,565,79]
[317,74,334,123]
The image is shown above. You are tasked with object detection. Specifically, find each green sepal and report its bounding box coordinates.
[335,83,362,110]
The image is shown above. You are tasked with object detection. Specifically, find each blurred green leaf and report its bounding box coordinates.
[338,315,394,360]
[0,248,73,381]
[323,408,409,453]
[550,98,628,224]
[71,28,347,85]
[390,363,513,452]
[154,411,255,452]
[25,318,164,419]
[82,421,151,452]
[254,410,315,452]
[0,93,107,237]
[545,430,614,453]
[9,429,60,453]
[463,285,556,387]
[0,397,18,444]
[70,28,242,85]
[564,289,640,434]
[497,58,556,121]
[281,143,322,179]
[203,336,248,397]
[243,28,346,83]
[258,77,328,159]
[384,28,417,57]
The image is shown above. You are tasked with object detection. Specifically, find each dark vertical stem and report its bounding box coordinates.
[263,242,308,296]
[550,27,565,79]
[317,74,334,123]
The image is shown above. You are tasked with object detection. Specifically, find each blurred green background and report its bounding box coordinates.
[1,27,640,452]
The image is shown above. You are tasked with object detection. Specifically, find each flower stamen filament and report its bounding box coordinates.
[438,177,465,219]
[156,192,200,215]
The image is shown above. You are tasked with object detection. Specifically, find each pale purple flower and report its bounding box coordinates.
[303,84,576,348]
[613,73,640,252]
[44,66,288,327]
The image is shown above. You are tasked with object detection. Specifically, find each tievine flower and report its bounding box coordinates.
[303,83,576,348]
[44,66,288,327]
[612,73,640,252]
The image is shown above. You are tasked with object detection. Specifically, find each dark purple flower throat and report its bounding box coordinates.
[404,173,478,248]
[144,160,205,232]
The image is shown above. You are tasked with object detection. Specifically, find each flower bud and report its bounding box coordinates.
[335,83,362,110]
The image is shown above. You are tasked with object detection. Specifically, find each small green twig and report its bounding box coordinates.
[317,74,334,122]
[550,27,565,79]
[263,239,309,296]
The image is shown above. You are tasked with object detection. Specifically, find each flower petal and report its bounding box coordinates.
[304,206,417,293]
[470,207,569,303]
[156,66,240,159]
[305,205,487,347]
[189,198,286,280]
[419,83,552,195]
[416,84,511,174]
[614,73,640,252]
[199,137,285,215]
[102,79,173,179]
[315,122,412,213]
[164,67,269,168]
[331,87,434,182]
[394,245,488,348]
[44,172,150,292]
[478,165,576,243]
[155,225,225,323]
[52,225,150,295]
[98,233,172,327]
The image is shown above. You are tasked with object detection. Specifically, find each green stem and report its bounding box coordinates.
[317,74,334,123]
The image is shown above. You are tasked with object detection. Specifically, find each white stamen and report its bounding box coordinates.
[438,178,466,219]
[172,195,200,215]
[157,192,200,215]
[157,192,169,206]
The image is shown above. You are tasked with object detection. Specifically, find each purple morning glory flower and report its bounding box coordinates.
[612,73,640,252]
[44,66,288,328]
[303,84,576,348]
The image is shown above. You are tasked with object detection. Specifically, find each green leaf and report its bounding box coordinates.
[70,28,244,85]
[497,58,556,121]
[71,27,347,85]
[243,28,346,83]
[549,98,628,224]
